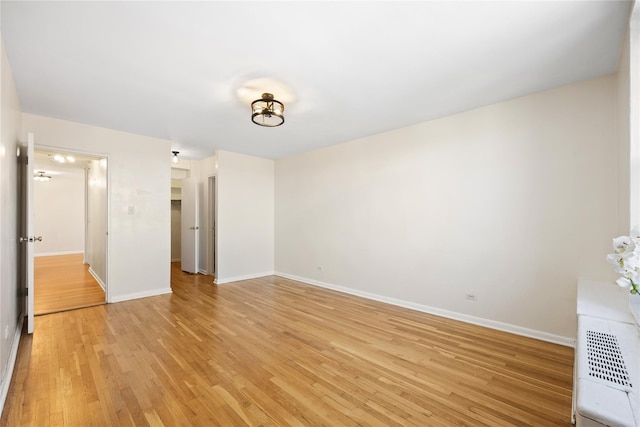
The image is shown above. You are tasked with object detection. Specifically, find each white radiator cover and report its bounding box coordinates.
[574,280,639,427]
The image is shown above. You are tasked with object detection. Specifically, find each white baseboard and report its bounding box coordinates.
[198,268,209,275]
[214,271,275,285]
[109,288,172,303]
[275,272,575,348]
[35,251,84,257]
[88,267,106,292]
[0,316,23,415]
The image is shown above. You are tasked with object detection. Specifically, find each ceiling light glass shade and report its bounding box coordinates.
[251,93,284,127]
[172,151,179,164]
[34,171,52,182]
[50,154,75,163]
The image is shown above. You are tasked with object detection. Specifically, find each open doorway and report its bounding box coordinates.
[171,179,182,263]
[33,149,108,315]
[169,168,216,279]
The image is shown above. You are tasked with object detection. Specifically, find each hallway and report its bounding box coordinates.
[34,253,105,315]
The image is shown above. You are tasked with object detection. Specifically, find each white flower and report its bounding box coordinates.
[607,253,632,268]
[608,229,640,295]
[613,236,636,255]
[616,277,632,288]
[618,267,639,281]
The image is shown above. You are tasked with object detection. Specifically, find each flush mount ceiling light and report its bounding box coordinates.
[172,151,179,164]
[49,154,75,164]
[33,171,52,182]
[251,93,284,127]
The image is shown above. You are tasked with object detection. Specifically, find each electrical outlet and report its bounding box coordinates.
[465,293,478,301]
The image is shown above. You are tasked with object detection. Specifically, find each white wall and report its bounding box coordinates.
[86,159,107,283]
[0,34,23,411]
[275,76,618,342]
[170,179,182,200]
[33,168,84,256]
[215,151,274,283]
[21,113,171,302]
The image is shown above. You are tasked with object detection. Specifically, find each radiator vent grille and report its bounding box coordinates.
[586,330,632,388]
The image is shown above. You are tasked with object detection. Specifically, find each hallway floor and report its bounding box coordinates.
[34,253,105,315]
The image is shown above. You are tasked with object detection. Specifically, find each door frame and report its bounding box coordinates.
[21,133,35,333]
[34,144,111,302]
[208,175,217,276]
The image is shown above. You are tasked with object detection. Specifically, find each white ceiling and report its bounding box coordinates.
[1,1,632,160]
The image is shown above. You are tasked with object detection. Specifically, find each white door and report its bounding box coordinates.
[208,176,216,276]
[19,133,36,334]
[181,177,198,273]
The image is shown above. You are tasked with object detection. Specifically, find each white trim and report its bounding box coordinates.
[88,267,106,292]
[34,250,83,257]
[105,154,111,308]
[630,2,640,228]
[198,268,208,275]
[214,271,274,285]
[0,316,24,415]
[109,288,172,303]
[275,272,575,348]
[208,174,217,278]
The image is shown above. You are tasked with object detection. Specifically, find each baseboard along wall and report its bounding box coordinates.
[88,267,106,292]
[214,271,275,285]
[35,251,84,257]
[0,316,23,416]
[109,288,173,304]
[275,272,575,348]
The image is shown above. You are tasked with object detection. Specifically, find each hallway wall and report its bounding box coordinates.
[33,167,84,256]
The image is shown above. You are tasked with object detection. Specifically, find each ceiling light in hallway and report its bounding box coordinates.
[33,171,52,182]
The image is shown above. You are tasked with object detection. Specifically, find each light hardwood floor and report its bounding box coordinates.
[2,263,574,426]
[34,254,105,315]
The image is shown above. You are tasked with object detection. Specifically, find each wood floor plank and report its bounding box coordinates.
[2,263,574,426]
[34,254,105,315]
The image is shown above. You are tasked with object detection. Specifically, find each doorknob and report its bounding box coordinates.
[19,236,43,243]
